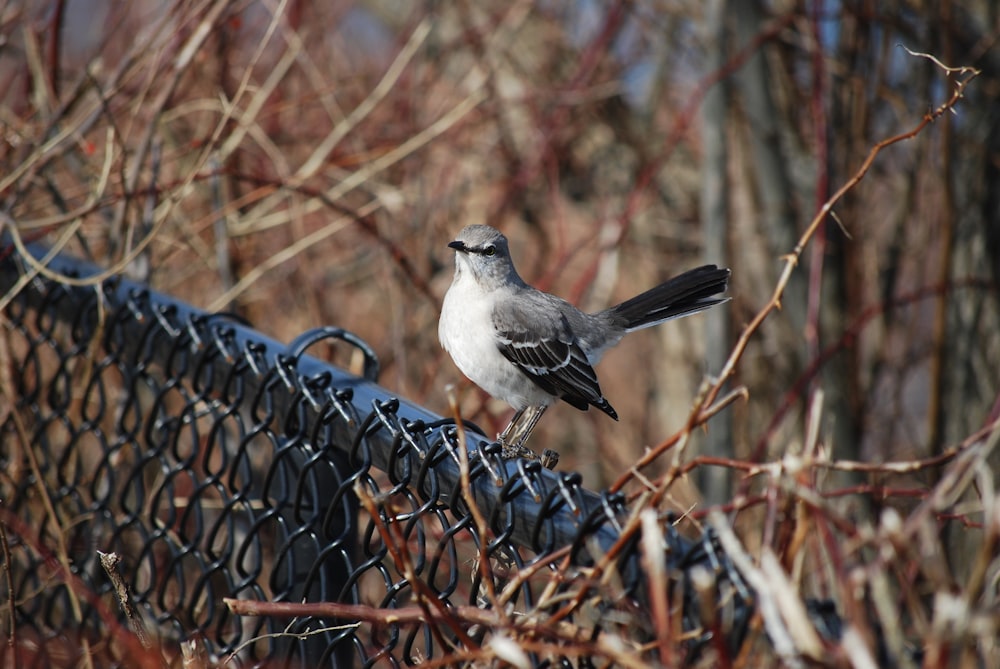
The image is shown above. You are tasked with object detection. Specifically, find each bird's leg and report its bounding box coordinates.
[497,408,525,448]
[497,408,530,460]
[496,405,557,468]
[509,405,547,451]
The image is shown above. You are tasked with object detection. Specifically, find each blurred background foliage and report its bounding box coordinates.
[2,0,997,507]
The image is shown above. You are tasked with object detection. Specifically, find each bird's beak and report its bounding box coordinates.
[448,240,467,252]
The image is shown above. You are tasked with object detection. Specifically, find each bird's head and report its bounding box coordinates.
[447,225,523,289]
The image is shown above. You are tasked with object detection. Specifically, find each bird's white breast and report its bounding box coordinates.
[439,276,554,410]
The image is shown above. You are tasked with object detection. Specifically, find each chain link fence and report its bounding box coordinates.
[1,241,859,667]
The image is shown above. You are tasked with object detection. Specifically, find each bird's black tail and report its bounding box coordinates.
[608,265,730,332]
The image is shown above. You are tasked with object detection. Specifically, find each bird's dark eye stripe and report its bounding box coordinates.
[473,244,497,256]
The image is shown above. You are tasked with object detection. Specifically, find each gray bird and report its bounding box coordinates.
[439,224,729,460]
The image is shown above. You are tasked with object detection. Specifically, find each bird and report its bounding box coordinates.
[439,224,730,461]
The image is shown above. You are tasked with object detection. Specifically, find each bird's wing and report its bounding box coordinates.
[493,295,618,419]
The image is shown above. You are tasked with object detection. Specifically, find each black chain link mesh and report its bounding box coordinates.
[0,242,765,667]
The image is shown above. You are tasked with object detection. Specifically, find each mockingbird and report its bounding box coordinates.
[439,224,730,460]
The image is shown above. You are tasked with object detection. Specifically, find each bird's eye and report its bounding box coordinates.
[483,245,496,256]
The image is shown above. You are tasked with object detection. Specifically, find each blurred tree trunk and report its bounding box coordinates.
[729,0,807,462]
[698,0,731,504]
[936,5,1000,451]
[732,1,805,342]
[821,10,865,479]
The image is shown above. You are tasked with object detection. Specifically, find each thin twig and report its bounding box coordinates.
[98,551,154,652]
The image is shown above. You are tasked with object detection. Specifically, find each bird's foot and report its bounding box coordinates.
[496,405,556,468]
[498,438,534,460]
[497,438,559,470]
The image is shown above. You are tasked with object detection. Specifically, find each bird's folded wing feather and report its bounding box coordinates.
[493,299,603,411]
